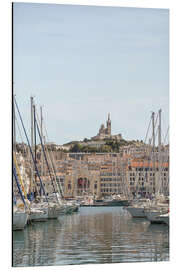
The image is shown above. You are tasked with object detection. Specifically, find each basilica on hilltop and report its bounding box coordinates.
[91,114,122,141]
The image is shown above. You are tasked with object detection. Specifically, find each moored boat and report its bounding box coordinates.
[146,211,169,225]
[28,202,49,222]
[124,198,151,218]
[145,208,168,224]
[13,207,28,230]
[158,213,169,225]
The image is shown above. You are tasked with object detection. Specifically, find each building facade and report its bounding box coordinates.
[126,160,169,196]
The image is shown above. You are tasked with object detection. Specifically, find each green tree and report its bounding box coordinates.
[70,143,83,152]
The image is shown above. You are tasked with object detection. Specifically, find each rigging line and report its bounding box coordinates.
[143,118,152,144]
[133,120,158,198]
[44,140,64,198]
[160,112,166,144]
[37,113,64,196]
[35,111,64,198]
[14,96,48,202]
[161,111,168,141]
[154,123,159,145]
[122,156,130,198]
[15,117,26,149]
[15,117,37,192]
[15,117,33,171]
[13,152,28,200]
[33,105,43,198]
[15,114,38,198]
[13,163,27,208]
[162,130,166,145]
[44,140,62,197]
[34,110,60,204]
[128,146,150,196]
[33,105,37,185]
[154,112,159,130]
[164,126,169,145]
[147,113,159,147]
[122,157,131,198]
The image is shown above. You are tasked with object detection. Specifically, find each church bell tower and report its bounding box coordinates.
[106,113,111,136]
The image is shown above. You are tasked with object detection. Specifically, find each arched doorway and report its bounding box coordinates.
[77,177,90,195]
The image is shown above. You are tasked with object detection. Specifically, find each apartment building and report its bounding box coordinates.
[126,159,169,196]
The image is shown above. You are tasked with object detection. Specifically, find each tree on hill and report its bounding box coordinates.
[100,145,112,152]
[83,138,90,143]
[70,143,83,152]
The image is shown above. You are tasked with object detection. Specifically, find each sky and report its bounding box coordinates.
[13,2,169,145]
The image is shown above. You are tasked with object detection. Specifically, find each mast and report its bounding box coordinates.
[31,97,34,155]
[29,96,34,196]
[13,97,17,198]
[152,112,155,156]
[14,96,48,202]
[158,109,162,194]
[158,109,162,149]
[151,112,156,194]
[40,106,44,178]
[13,98,16,151]
[33,104,38,197]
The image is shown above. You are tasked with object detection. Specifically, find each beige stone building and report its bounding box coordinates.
[54,154,130,198]
[126,159,169,196]
[26,152,169,199]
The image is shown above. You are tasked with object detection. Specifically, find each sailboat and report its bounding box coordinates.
[143,110,169,223]
[13,165,28,230]
[40,108,80,215]
[157,212,169,225]
[125,110,169,218]
[14,96,49,222]
[14,96,79,220]
[13,101,28,230]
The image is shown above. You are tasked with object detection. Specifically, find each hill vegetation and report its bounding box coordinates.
[69,139,143,153]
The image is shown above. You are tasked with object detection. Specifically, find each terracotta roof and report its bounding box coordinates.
[128,161,169,168]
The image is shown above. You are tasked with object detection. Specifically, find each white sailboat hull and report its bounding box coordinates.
[145,211,164,223]
[145,210,169,225]
[155,213,169,225]
[28,208,48,222]
[13,212,28,230]
[48,205,65,219]
[160,214,169,225]
[126,207,146,218]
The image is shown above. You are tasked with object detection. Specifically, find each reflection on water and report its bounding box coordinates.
[13,207,169,266]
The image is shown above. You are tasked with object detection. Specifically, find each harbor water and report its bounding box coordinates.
[13,206,169,266]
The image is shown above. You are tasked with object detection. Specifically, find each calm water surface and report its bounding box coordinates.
[13,207,169,266]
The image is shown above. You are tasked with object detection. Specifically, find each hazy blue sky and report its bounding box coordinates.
[13,3,169,145]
